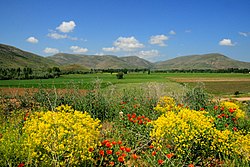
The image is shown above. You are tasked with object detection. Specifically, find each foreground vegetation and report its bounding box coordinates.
[0,81,249,166]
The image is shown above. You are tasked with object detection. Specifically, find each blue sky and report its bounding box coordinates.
[0,0,250,62]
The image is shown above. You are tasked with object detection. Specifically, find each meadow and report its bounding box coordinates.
[0,72,250,96]
[0,72,250,166]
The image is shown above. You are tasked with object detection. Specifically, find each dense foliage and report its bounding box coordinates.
[0,83,249,166]
[0,67,61,80]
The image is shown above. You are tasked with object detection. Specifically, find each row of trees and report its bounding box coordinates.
[0,67,61,80]
[1,67,249,80]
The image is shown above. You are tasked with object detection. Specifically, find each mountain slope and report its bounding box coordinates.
[48,53,153,69]
[0,44,58,69]
[155,53,250,70]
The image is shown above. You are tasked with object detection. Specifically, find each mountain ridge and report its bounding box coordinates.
[1,43,250,70]
[0,43,58,69]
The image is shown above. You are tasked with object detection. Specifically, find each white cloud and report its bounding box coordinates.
[113,36,144,51]
[239,32,248,37]
[219,38,235,46]
[47,32,78,40]
[169,30,176,35]
[56,21,76,33]
[70,46,88,53]
[48,32,67,39]
[44,47,59,54]
[149,35,168,46]
[26,36,38,43]
[137,50,159,58]
[102,47,120,52]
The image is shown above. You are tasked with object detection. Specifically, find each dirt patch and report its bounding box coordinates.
[170,77,250,83]
[219,97,250,101]
[0,87,88,97]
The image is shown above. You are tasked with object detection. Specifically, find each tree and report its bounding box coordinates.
[116,72,124,79]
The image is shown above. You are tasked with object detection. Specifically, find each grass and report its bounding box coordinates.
[0,72,249,96]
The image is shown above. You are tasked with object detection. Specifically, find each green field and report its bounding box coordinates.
[0,73,249,96]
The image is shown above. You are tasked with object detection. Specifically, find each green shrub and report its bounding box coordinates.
[116,72,124,79]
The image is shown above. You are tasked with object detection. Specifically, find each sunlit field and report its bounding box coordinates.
[0,72,249,96]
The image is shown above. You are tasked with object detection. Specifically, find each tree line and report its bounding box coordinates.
[0,67,61,80]
[1,67,249,80]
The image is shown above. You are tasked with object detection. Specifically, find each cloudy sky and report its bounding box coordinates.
[0,0,250,62]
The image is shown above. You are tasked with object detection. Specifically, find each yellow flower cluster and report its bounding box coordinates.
[23,105,101,166]
[220,101,245,118]
[150,108,215,156]
[150,97,250,160]
[154,96,179,113]
[233,132,250,160]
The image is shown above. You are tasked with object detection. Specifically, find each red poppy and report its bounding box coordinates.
[152,151,157,156]
[99,150,105,156]
[127,113,131,118]
[220,107,224,111]
[112,141,117,145]
[158,159,164,165]
[118,140,122,145]
[118,156,125,162]
[229,108,234,113]
[149,145,154,149]
[116,151,121,155]
[217,115,222,119]
[188,164,194,167]
[106,150,113,155]
[214,106,218,110]
[121,153,127,157]
[132,113,136,118]
[125,147,131,153]
[102,139,109,145]
[200,108,205,111]
[138,120,143,124]
[17,163,25,167]
[233,127,237,131]
[166,153,174,159]
[106,142,112,148]
[120,146,125,151]
[132,153,139,160]
[109,161,115,166]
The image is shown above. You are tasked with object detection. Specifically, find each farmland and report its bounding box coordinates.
[0,72,250,97]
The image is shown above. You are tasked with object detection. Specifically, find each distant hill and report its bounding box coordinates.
[0,44,58,69]
[48,53,154,69]
[1,44,250,70]
[154,53,250,70]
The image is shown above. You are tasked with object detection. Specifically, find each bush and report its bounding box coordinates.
[183,84,212,110]
[23,105,101,166]
[149,97,250,165]
[116,72,124,79]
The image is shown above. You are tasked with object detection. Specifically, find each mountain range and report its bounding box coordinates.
[1,43,250,70]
